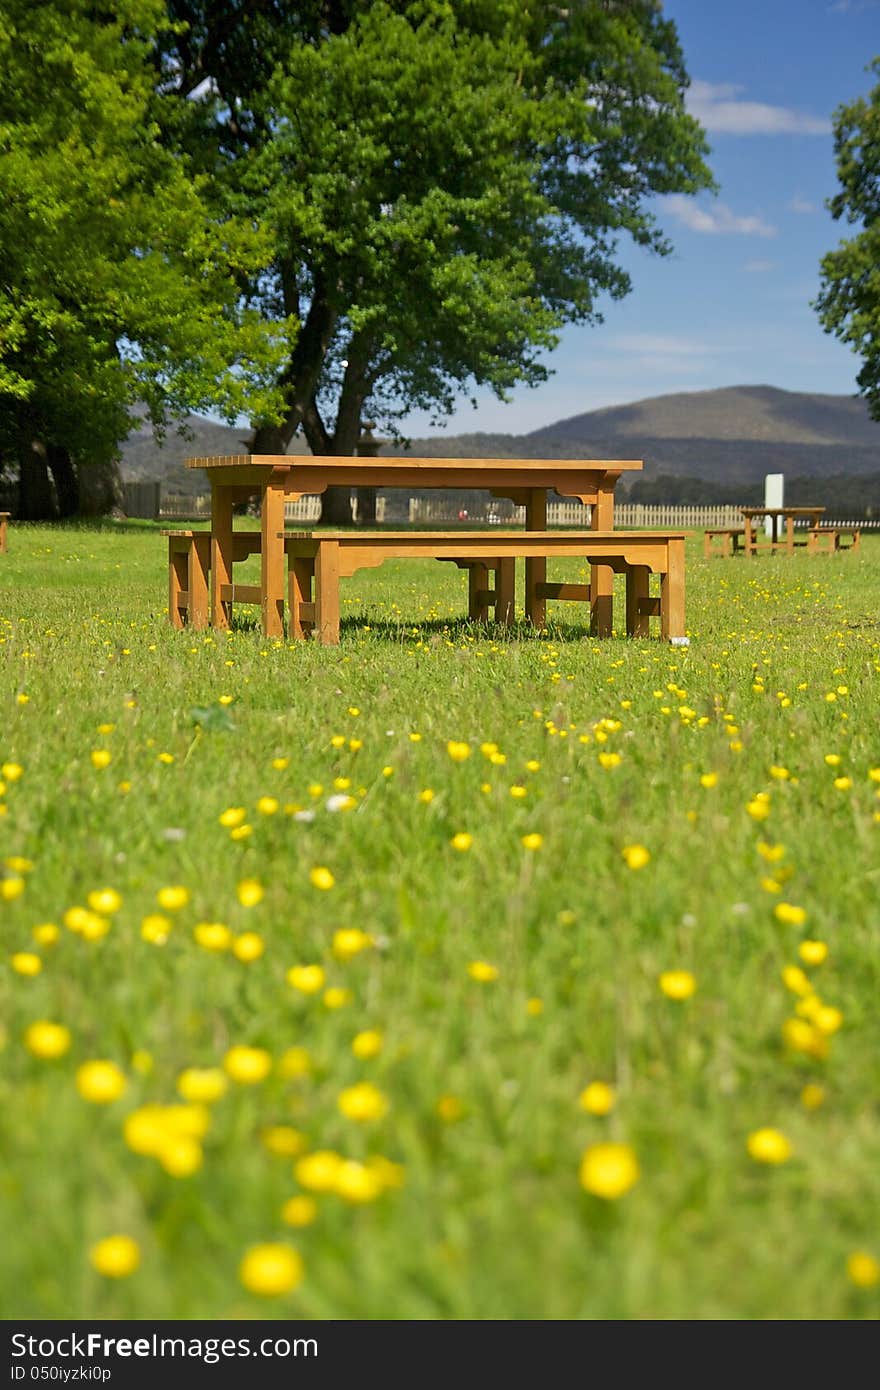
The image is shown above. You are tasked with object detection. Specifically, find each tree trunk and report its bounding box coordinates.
[76,456,123,516]
[321,485,353,525]
[18,446,56,519]
[250,423,287,454]
[355,487,376,524]
[47,444,79,517]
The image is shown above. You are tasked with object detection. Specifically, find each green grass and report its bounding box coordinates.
[1,521,880,1319]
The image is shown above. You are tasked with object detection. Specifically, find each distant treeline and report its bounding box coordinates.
[627,472,880,515]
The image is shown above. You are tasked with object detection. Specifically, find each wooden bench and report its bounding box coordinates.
[281,530,688,644]
[163,529,262,628]
[808,525,861,554]
[703,527,745,559]
[0,511,9,554]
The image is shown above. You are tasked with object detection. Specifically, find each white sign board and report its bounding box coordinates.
[764,473,784,538]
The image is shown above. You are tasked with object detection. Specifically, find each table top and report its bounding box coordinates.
[187,454,642,475]
[741,506,825,518]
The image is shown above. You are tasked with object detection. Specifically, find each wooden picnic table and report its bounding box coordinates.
[741,506,825,557]
[185,454,643,637]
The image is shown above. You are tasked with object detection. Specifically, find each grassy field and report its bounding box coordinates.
[1,521,879,1320]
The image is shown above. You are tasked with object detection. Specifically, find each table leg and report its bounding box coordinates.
[261,482,286,637]
[744,515,754,556]
[468,562,491,623]
[189,535,210,630]
[315,541,341,645]
[210,483,233,628]
[590,485,614,635]
[660,540,686,641]
[169,539,186,629]
[785,515,794,555]
[525,489,546,627]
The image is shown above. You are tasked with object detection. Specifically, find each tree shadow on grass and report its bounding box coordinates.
[337,613,598,643]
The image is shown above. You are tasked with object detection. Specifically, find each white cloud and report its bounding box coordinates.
[664,195,777,238]
[743,259,777,273]
[687,79,831,135]
[789,195,817,214]
[608,333,710,357]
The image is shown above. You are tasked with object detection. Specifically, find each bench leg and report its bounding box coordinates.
[169,541,187,629]
[468,562,491,623]
[210,484,233,629]
[660,539,686,641]
[315,540,341,645]
[0,518,7,555]
[590,565,613,637]
[188,536,210,629]
[289,558,314,639]
[626,566,651,638]
[261,482,286,638]
[495,558,515,625]
[703,532,711,560]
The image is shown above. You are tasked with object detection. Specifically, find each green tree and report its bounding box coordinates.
[0,0,285,517]
[815,58,880,422]
[156,1,714,521]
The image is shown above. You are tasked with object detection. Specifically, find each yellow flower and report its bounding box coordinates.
[700,772,718,788]
[176,1068,228,1103]
[272,757,290,770]
[237,878,264,907]
[847,1251,880,1289]
[746,797,771,821]
[76,1060,127,1104]
[11,952,42,976]
[757,841,785,862]
[521,833,543,851]
[451,832,473,851]
[446,741,471,762]
[579,1142,639,1199]
[233,932,265,962]
[159,1134,203,1177]
[287,964,325,995]
[782,1017,829,1059]
[337,1082,390,1122]
[278,1046,312,1079]
[834,776,852,791]
[157,885,189,911]
[256,796,279,816]
[141,913,171,945]
[579,1081,616,1116]
[659,970,696,1000]
[824,753,841,767]
[1,876,25,902]
[467,960,498,983]
[334,1160,383,1204]
[24,1020,71,1059]
[223,1045,272,1084]
[781,965,811,996]
[1,762,23,782]
[262,1126,306,1157]
[814,1005,843,1036]
[746,1127,792,1164]
[323,987,352,1009]
[90,750,111,769]
[436,1094,465,1123]
[598,751,622,770]
[352,1029,384,1059]
[193,922,232,952]
[281,1195,318,1228]
[800,1083,825,1111]
[219,806,247,828]
[239,1244,304,1297]
[309,866,335,891]
[774,903,807,927]
[509,784,528,798]
[90,1235,141,1279]
[621,844,650,870]
[32,923,59,947]
[769,765,790,781]
[418,788,435,803]
[294,1150,343,1192]
[332,928,374,961]
[229,824,252,841]
[526,997,544,1016]
[799,940,828,966]
[87,888,122,915]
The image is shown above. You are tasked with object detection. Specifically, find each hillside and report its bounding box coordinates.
[120,385,880,494]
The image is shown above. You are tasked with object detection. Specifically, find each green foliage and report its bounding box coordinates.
[157,1,713,448]
[0,0,287,473]
[815,58,880,422]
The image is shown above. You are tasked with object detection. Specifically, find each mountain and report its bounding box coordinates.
[120,386,880,494]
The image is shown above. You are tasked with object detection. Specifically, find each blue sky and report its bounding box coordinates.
[400,0,880,439]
